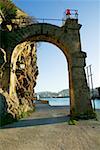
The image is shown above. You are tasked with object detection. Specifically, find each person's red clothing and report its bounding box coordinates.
[66,9,71,15]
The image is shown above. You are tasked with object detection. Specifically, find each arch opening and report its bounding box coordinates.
[35,42,69,92]
[10,39,70,114]
[35,42,70,109]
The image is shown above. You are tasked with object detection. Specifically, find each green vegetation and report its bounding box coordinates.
[0,0,17,20]
[0,0,17,29]
[17,108,35,119]
[68,118,78,125]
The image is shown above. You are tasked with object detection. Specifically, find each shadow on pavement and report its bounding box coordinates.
[1,115,69,129]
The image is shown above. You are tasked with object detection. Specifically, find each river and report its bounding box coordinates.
[41,97,100,109]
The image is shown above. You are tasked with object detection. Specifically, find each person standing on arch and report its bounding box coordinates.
[75,10,78,19]
[66,9,71,19]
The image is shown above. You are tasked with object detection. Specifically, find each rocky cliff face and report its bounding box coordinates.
[0,1,38,126]
[15,41,38,116]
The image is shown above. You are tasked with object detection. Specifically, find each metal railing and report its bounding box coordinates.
[13,17,66,26]
[86,65,95,111]
[12,13,78,27]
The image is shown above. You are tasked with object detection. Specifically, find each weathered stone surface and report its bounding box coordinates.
[8,19,94,118]
[11,41,38,113]
[0,2,38,125]
[13,21,93,116]
[0,1,95,124]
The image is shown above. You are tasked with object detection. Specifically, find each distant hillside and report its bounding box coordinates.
[36,89,69,98]
[36,87,100,99]
[58,89,69,97]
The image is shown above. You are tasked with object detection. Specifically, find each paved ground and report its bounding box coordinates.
[0,103,100,150]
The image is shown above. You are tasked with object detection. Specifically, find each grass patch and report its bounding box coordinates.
[18,107,35,119]
[68,118,78,125]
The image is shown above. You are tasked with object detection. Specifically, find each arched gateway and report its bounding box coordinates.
[7,18,94,118]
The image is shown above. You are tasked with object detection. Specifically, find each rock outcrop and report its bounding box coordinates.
[15,41,38,116]
[0,1,38,126]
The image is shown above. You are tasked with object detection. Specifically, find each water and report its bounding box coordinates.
[41,97,100,109]
[91,99,100,109]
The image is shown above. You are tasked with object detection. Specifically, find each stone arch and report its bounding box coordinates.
[9,19,94,118]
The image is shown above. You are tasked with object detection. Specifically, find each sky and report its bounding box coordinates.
[13,0,100,92]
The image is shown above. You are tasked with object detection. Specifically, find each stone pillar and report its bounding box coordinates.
[68,52,95,118]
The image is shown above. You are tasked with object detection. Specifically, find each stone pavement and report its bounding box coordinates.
[0,103,100,150]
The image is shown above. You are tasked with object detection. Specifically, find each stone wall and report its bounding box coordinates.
[14,41,38,116]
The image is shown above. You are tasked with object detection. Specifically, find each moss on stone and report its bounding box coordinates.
[17,107,35,119]
[68,118,78,125]
[71,109,96,120]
